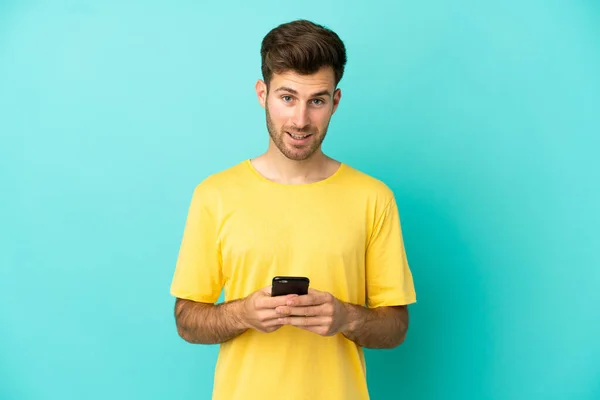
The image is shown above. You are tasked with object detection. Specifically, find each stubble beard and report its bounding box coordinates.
[265,103,329,162]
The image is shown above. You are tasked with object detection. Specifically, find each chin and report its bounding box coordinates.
[281,147,313,161]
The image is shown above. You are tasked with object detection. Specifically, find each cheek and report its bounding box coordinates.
[269,104,291,124]
[268,98,291,116]
[312,110,331,128]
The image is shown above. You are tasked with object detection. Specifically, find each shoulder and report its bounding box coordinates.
[190,160,250,200]
[339,163,396,201]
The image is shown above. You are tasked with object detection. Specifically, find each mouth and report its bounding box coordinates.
[287,132,312,140]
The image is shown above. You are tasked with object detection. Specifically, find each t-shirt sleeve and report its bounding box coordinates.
[365,194,416,308]
[170,184,223,303]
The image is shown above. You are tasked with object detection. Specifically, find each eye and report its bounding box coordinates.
[281,95,293,102]
[311,98,325,105]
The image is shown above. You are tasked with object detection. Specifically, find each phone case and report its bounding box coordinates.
[271,276,310,296]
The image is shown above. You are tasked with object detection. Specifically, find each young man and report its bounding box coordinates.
[170,19,416,400]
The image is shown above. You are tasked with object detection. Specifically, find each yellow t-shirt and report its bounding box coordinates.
[170,160,416,400]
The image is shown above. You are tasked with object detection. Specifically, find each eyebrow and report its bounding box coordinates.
[274,86,332,98]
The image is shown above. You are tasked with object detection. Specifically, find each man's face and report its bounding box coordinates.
[256,67,341,161]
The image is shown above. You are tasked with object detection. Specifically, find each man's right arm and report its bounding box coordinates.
[175,298,247,344]
[174,286,297,344]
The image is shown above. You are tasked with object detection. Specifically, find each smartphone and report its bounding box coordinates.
[271,276,310,296]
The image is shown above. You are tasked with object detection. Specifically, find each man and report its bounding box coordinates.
[170,19,416,400]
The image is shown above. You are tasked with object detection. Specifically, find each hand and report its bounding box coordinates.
[240,286,298,333]
[275,288,349,336]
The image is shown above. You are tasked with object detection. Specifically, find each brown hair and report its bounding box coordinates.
[260,19,347,88]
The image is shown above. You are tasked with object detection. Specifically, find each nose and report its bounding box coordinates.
[291,103,310,129]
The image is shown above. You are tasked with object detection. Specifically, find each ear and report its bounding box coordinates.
[255,79,267,108]
[331,88,342,114]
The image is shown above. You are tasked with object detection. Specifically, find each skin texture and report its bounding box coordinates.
[251,67,342,184]
[175,286,298,344]
[175,288,409,348]
[174,67,410,348]
[259,68,340,162]
[275,288,409,349]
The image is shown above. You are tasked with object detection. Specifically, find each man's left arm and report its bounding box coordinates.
[278,193,415,348]
[276,289,409,349]
[342,302,408,349]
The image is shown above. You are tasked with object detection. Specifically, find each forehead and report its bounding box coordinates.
[269,67,336,96]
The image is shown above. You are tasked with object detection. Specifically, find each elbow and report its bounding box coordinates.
[174,298,201,344]
[175,318,192,343]
[391,316,410,348]
[176,324,194,343]
[364,329,407,350]
[392,330,407,348]
[380,330,407,350]
[390,306,409,348]
[382,319,409,349]
[176,322,207,344]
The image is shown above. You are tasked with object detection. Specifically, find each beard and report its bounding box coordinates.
[265,103,329,161]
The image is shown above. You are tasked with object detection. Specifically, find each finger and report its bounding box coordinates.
[262,285,272,296]
[262,316,285,327]
[262,324,284,333]
[256,294,298,310]
[286,291,331,307]
[256,309,287,324]
[296,325,332,336]
[275,305,325,317]
[255,290,296,308]
[278,316,331,327]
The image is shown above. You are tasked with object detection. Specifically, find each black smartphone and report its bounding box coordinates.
[271,276,310,296]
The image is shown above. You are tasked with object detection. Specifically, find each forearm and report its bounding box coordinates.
[174,298,247,344]
[341,304,409,349]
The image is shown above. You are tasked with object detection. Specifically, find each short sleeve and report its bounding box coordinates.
[170,184,223,303]
[365,195,416,308]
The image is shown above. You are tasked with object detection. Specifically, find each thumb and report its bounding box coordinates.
[261,285,273,296]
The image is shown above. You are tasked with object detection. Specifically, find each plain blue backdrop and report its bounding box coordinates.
[1,1,599,399]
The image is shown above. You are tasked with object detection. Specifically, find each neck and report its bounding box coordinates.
[252,146,338,185]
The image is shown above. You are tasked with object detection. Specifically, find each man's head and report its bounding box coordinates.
[256,20,347,161]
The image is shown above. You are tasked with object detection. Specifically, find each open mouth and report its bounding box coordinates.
[287,132,312,140]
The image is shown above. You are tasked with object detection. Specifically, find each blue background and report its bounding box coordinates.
[1,1,599,399]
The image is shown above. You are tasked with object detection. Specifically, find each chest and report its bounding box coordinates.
[216,193,369,296]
